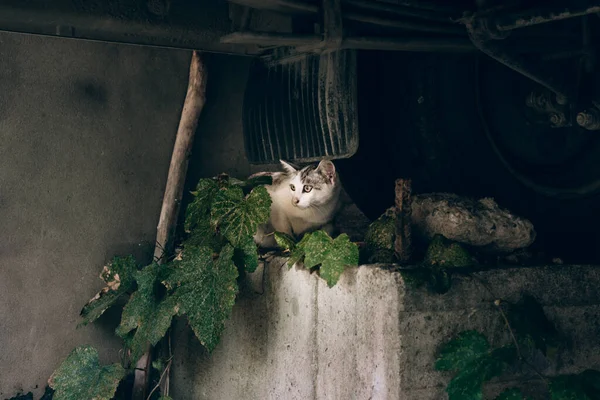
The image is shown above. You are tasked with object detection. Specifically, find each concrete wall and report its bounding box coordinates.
[0,32,194,398]
[171,261,600,399]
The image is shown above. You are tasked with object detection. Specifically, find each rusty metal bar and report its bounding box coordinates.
[341,36,473,52]
[221,32,323,46]
[494,2,600,32]
[344,11,464,35]
[223,31,474,52]
[344,0,453,22]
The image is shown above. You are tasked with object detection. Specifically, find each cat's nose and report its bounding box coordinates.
[292,197,300,205]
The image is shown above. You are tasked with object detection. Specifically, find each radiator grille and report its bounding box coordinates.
[243,50,359,164]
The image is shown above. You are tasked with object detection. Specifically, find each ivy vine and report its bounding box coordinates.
[435,295,600,400]
[42,173,359,399]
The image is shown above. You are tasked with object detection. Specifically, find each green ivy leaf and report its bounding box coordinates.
[184,216,223,252]
[288,234,311,267]
[79,255,138,326]
[495,388,532,400]
[165,245,239,352]
[319,234,360,287]
[115,263,178,362]
[299,231,359,287]
[303,231,332,268]
[550,370,600,400]
[233,236,259,273]
[550,376,591,400]
[436,330,490,372]
[436,331,516,400]
[158,396,173,400]
[274,232,296,251]
[48,346,126,400]
[211,186,271,247]
[186,178,220,232]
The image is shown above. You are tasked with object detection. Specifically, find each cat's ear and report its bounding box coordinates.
[280,160,297,174]
[317,160,336,184]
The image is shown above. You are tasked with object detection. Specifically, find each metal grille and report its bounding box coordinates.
[243,50,359,164]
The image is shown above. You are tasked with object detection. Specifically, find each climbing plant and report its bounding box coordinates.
[435,295,600,400]
[41,173,359,399]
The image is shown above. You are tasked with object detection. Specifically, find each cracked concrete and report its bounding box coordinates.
[172,262,600,399]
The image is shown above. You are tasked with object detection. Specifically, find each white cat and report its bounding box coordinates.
[252,159,342,248]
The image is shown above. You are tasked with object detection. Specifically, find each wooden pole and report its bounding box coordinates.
[132,50,207,400]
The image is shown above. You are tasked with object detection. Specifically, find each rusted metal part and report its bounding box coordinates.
[344,11,464,35]
[465,16,571,104]
[228,0,318,13]
[323,0,343,50]
[221,32,323,46]
[223,32,474,52]
[341,36,473,52]
[243,50,358,163]
[394,179,412,264]
[227,0,464,35]
[577,108,600,130]
[0,0,260,55]
[344,0,454,22]
[494,2,600,32]
[525,91,570,128]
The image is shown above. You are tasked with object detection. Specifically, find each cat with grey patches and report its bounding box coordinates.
[252,159,342,248]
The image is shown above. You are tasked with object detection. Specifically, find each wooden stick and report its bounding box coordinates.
[394,178,412,263]
[132,50,207,400]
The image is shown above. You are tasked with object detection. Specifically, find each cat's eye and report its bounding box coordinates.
[303,185,313,193]
[290,184,296,191]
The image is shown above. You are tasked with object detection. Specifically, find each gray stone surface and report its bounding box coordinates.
[172,262,600,400]
[0,31,190,398]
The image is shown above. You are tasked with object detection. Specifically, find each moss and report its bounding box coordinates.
[364,207,396,263]
[424,234,473,268]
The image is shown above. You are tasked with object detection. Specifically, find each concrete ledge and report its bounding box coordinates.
[172,261,600,399]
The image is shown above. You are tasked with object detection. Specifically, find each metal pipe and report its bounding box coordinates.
[341,36,473,52]
[343,0,455,22]
[227,0,464,34]
[222,31,475,52]
[344,12,464,35]
[221,32,323,46]
[494,2,600,32]
[465,18,571,103]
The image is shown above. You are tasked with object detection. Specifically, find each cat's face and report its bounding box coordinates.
[280,159,338,209]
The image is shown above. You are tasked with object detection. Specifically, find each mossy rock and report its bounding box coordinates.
[364,207,396,263]
[424,234,473,268]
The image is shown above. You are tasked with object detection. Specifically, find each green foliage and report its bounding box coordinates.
[436,296,600,400]
[185,178,220,232]
[305,232,359,287]
[48,346,126,400]
[79,255,138,326]
[495,388,531,400]
[233,236,260,273]
[165,245,239,352]
[424,234,473,268]
[274,231,296,251]
[211,185,271,247]
[436,331,516,400]
[115,263,179,362]
[549,370,600,400]
[364,207,396,263]
[277,230,359,287]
